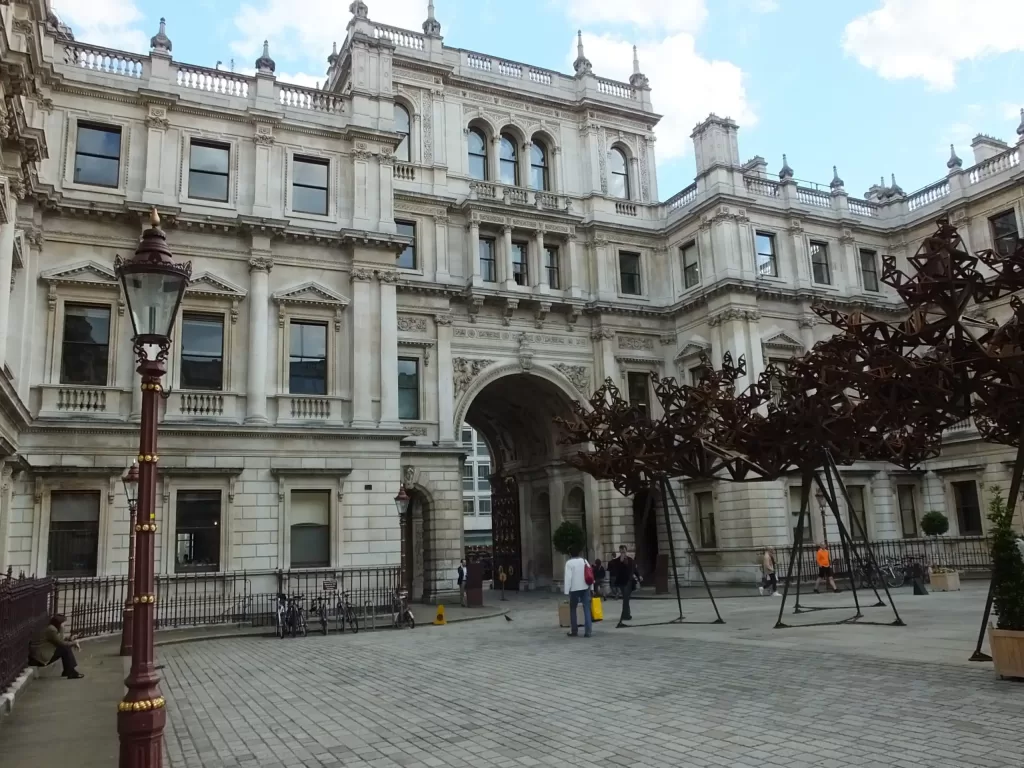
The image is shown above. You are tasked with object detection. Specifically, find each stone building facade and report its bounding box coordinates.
[0,0,1022,594]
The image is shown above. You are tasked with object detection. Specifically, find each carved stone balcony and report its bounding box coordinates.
[163,391,242,423]
[36,385,128,420]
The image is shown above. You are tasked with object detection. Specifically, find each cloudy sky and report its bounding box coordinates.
[52,0,1024,201]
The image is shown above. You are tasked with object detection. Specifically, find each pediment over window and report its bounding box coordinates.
[186,271,248,299]
[762,329,804,352]
[272,281,350,309]
[39,260,119,289]
[675,337,712,362]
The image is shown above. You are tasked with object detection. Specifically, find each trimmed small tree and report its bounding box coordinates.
[921,510,950,571]
[553,521,585,557]
[988,488,1024,631]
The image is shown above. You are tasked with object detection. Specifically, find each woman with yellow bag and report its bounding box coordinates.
[590,559,606,621]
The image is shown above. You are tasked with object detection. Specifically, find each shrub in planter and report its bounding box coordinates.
[987,487,1024,679]
[920,510,949,536]
[552,521,585,557]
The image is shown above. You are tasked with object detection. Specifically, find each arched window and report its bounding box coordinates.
[468,127,488,180]
[530,141,549,191]
[395,104,411,163]
[499,133,518,186]
[609,147,630,200]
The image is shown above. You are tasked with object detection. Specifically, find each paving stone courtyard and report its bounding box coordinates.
[152,586,1024,768]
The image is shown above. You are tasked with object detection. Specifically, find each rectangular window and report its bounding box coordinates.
[74,123,121,187]
[463,500,475,516]
[47,491,100,577]
[462,463,475,491]
[292,156,329,215]
[990,210,1019,257]
[477,463,490,491]
[755,232,778,277]
[696,491,717,549]
[61,303,111,386]
[689,365,707,386]
[789,485,805,543]
[396,220,416,270]
[398,357,420,420]
[479,237,497,283]
[681,241,700,289]
[188,140,230,202]
[175,491,221,573]
[289,321,327,395]
[478,498,492,514]
[544,246,560,289]
[897,484,918,538]
[290,490,330,568]
[619,252,642,295]
[769,359,788,404]
[180,313,224,391]
[859,249,879,292]
[511,242,528,286]
[627,372,650,416]
[846,485,868,541]
[952,480,983,535]
[810,241,832,285]
[461,427,473,445]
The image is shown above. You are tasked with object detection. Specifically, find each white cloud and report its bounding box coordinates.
[1002,102,1024,121]
[842,0,1024,90]
[750,0,779,11]
[561,0,706,33]
[572,33,756,161]
[51,0,149,53]
[231,0,424,64]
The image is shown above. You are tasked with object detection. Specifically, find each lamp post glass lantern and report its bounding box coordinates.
[119,462,140,657]
[814,485,828,545]
[114,208,191,768]
[395,486,411,591]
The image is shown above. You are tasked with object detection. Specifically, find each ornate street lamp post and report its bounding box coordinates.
[114,209,191,768]
[814,485,828,545]
[119,462,140,657]
[394,485,410,591]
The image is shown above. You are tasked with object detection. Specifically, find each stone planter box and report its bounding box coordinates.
[989,627,1024,680]
[930,570,960,591]
[558,601,585,628]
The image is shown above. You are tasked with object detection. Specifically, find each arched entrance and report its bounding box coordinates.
[458,367,588,592]
[632,488,659,582]
[400,487,436,602]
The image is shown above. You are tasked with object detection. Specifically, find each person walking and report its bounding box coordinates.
[759,547,780,596]
[28,614,83,679]
[611,545,640,628]
[592,558,607,597]
[564,548,593,637]
[814,542,841,593]
[457,559,468,607]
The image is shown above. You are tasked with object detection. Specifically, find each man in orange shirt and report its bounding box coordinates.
[814,543,841,594]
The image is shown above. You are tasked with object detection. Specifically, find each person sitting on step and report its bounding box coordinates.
[28,613,83,679]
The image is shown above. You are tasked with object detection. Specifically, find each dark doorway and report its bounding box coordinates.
[632,488,659,582]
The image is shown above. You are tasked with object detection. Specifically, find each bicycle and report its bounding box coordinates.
[392,588,415,630]
[277,594,307,638]
[311,596,330,635]
[335,590,360,634]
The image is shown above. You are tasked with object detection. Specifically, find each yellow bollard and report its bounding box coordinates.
[433,604,446,625]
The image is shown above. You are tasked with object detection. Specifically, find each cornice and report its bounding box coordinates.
[22,422,410,441]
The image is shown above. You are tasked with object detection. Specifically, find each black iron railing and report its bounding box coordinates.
[0,569,53,693]
[51,566,400,639]
[775,536,991,582]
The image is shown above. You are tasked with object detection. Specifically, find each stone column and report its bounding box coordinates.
[351,267,375,427]
[552,146,564,194]
[378,270,400,427]
[468,221,481,287]
[434,215,450,283]
[490,136,501,185]
[592,329,618,385]
[502,225,514,290]
[0,184,15,369]
[245,256,273,424]
[532,229,546,291]
[252,128,275,217]
[435,313,455,444]
[566,234,581,298]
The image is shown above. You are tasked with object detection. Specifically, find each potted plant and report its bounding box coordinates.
[920,510,959,590]
[552,521,586,627]
[987,487,1024,679]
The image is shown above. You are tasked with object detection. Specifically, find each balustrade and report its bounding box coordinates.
[504,187,529,205]
[615,202,638,217]
[176,65,250,98]
[394,163,416,181]
[64,43,143,78]
[968,148,1020,185]
[374,24,425,51]
[797,187,830,208]
[56,387,107,413]
[179,392,224,417]
[848,199,877,217]
[906,179,950,211]
[467,53,492,72]
[290,397,332,420]
[744,177,780,198]
[279,84,343,114]
[597,79,635,99]
[666,183,698,211]
[470,181,498,200]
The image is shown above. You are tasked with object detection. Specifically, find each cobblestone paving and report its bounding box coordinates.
[160,597,1024,768]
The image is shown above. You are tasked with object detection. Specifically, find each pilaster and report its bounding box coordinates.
[434,215,450,282]
[252,124,275,218]
[502,225,514,290]
[350,267,375,427]
[245,254,273,424]
[467,221,481,286]
[0,181,16,369]
[532,229,545,291]
[378,270,400,427]
[435,313,455,443]
[566,234,581,299]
